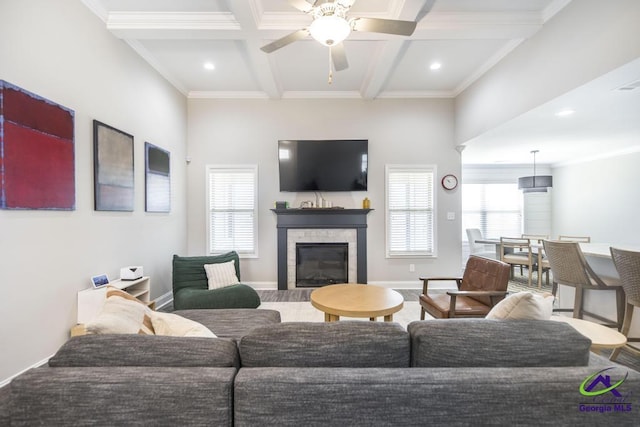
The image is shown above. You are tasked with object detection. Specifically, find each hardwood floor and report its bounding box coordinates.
[256,288,421,302]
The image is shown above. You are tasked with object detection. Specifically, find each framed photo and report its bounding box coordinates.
[91,273,109,288]
[93,120,134,211]
[145,142,171,212]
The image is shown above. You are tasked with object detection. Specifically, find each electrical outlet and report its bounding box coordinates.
[409,264,415,272]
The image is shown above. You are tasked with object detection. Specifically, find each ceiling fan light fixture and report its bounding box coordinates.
[309,15,351,46]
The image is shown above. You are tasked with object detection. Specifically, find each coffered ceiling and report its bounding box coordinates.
[82,0,567,99]
[81,0,640,165]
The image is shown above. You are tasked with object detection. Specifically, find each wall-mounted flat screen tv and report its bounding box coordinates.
[278,139,368,192]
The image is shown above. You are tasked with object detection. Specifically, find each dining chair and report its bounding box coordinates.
[522,234,549,244]
[542,240,624,330]
[537,251,551,289]
[466,228,496,259]
[522,234,549,288]
[500,237,534,287]
[558,235,591,243]
[609,247,640,361]
[419,255,510,319]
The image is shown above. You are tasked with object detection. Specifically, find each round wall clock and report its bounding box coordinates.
[441,174,458,190]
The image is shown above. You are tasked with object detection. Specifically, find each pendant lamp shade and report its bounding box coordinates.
[518,150,552,193]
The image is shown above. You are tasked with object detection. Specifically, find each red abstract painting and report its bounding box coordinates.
[0,80,75,210]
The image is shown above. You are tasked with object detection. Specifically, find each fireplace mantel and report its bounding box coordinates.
[271,208,372,290]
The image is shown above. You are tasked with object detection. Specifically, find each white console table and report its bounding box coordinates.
[77,276,152,324]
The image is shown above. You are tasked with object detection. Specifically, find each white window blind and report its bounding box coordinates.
[462,183,522,240]
[386,165,435,257]
[207,165,258,257]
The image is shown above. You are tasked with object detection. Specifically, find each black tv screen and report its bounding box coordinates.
[278,139,368,192]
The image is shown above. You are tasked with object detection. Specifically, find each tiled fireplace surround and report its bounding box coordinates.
[272,209,372,290]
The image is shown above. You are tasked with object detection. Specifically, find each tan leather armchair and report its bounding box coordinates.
[419,255,511,319]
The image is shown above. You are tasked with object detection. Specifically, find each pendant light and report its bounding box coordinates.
[518,150,553,193]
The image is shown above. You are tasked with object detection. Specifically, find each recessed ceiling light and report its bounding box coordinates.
[429,62,442,71]
[203,62,215,71]
[555,109,575,117]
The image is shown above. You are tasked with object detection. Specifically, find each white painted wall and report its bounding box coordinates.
[552,152,640,244]
[0,1,187,384]
[455,0,640,144]
[186,98,462,286]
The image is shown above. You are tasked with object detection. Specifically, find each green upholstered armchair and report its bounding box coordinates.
[172,251,261,310]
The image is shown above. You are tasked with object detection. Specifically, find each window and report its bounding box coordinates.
[385,165,436,257]
[206,165,258,257]
[462,183,522,240]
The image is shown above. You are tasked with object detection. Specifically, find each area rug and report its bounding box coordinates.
[258,301,425,328]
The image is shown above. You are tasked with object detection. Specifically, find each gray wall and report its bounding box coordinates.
[186,98,463,286]
[0,0,188,384]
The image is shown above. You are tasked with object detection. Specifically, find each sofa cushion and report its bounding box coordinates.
[11,367,235,426]
[486,291,554,320]
[239,321,410,367]
[234,366,640,426]
[150,311,217,338]
[408,319,591,367]
[174,309,281,340]
[49,334,239,368]
[205,260,240,289]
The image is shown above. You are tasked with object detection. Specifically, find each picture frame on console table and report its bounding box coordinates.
[93,120,134,211]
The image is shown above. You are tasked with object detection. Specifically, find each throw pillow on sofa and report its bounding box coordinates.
[85,293,154,335]
[486,291,554,320]
[204,260,240,289]
[150,311,217,338]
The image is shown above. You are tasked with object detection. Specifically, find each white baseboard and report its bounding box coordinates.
[246,281,455,290]
[1,355,52,389]
[154,291,173,310]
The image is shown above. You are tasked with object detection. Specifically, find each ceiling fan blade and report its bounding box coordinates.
[260,29,310,53]
[288,0,314,13]
[351,17,417,36]
[337,0,356,8]
[331,43,349,71]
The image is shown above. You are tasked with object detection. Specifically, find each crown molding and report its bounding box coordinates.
[125,40,188,96]
[106,12,240,31]
[188,91,269,99]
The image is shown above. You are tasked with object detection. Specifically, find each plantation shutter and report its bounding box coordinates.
[386,166,435,257]
[462,183,522,240]
[207,165,258,256]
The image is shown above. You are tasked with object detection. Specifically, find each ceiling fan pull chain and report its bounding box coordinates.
[328,47,333,84]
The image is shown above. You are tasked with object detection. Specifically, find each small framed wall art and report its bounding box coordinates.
[144,142,171,212]
[93,120,134,211]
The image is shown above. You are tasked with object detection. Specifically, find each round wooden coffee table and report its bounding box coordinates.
[310,283,404,322]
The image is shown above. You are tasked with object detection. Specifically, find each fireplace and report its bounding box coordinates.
[296,243,348,287]
[271,208,372,290]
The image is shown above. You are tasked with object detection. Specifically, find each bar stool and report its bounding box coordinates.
[609,247,640,361]
[542,240,624,330]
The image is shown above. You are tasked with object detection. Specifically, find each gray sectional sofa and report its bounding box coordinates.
[2,311,639,426]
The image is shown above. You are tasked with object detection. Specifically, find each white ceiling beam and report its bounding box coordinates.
[224,0,282,99]
[360,39,408,100]
[359,0,434,99]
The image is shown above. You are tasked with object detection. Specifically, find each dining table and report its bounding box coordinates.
[475,238,640,336]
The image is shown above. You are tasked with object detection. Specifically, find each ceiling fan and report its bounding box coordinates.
[260,0,420,74]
